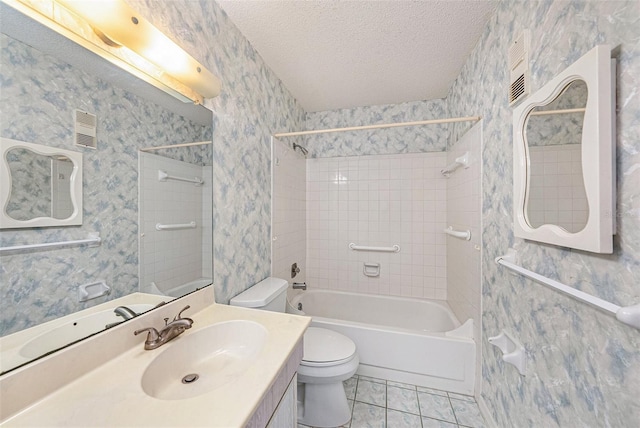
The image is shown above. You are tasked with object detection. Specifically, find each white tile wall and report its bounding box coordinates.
[139,152,208,293]
[271,138,306,285]
[306,152,448,299]
[527,144,587,233]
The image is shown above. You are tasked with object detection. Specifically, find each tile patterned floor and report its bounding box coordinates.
[298,375,485,428]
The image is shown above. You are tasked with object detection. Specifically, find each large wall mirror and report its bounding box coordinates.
[0,3,214,373]
[513,44,615,253]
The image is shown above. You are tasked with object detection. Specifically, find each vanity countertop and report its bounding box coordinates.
[2,304,310,427]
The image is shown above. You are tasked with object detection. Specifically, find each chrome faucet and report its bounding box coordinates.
[292,282,307,290]
[134,305,194,350]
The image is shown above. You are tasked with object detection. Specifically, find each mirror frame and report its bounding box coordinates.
[512,44,616,254]
[0,137,83,229]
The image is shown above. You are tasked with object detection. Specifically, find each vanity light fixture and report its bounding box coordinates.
[6,0,221,104]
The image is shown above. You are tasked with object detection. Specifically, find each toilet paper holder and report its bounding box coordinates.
[488,330,526,376]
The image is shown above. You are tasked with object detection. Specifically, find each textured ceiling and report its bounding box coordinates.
[217,0,496,112]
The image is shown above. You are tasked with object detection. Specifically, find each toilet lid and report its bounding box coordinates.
[302,327,356,364]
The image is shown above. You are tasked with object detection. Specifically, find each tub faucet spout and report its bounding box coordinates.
[292,282,307,290]
[114,306,138,320]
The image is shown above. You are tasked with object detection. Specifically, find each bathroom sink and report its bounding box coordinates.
[140,320,268,400]
[20,304,155,358]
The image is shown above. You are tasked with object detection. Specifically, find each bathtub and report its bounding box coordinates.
[144,277,212,298]
[288,289,475,395]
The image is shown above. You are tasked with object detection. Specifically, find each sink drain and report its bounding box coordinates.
[181,373,199,384]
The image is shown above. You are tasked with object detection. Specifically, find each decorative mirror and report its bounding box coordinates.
[513,45,615,253]
[0,138,83,229]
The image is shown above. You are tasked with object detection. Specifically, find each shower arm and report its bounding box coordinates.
[292,143,308,156]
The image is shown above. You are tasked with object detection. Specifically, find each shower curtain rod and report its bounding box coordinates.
[139,141,212,152]
[273,116,481,138]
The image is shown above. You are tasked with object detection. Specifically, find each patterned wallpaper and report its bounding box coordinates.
[304,99,449,158]
[0,34,209,335]
[446,1,640,426]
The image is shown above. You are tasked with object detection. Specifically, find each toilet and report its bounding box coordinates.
[230,277,359,428]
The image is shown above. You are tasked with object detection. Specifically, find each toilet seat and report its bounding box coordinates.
[302,327,356,366]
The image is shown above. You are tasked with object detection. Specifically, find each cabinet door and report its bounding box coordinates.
[266,374,297,428]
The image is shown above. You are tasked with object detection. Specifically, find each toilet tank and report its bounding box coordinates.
[229,277,289,312]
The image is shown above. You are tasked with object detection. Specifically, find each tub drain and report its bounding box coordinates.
[181,373,199,384]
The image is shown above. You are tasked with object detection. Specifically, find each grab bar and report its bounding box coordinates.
[349,243,400,253]
[158,170,203,186]
[155,221,197,231]
[443,226,471,240]
[0,233,101,255]
[495,251,640,331]
[441,152,469,177]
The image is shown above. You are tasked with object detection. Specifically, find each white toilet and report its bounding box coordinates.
[230,277,359,428]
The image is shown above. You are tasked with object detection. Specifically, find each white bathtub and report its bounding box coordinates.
[144,277,212,298]
[288,290,475,395]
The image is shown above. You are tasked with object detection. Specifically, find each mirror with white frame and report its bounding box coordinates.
[0,5,213,374]
[513,44,616,253]
[1,138,83,228]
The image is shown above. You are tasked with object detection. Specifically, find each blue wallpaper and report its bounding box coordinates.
[446,1,640,425]
[304,99,449,158]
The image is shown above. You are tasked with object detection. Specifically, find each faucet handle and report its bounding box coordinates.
[134,327,160,342]
[175,305,191,321]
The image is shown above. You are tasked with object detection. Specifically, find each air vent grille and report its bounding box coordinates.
[510,74,526,103]
[509,30,530,106]
[74,110,97,149]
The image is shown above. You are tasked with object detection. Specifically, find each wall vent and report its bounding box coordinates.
[509,30,530,106]
[74,109,97,149]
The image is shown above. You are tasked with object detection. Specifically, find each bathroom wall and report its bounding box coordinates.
[446,0,640,425]
[0,34,209,335]
[306,153,448,299]
[271,138,306,286]
[305,99,449,158]
[126,0,306,303]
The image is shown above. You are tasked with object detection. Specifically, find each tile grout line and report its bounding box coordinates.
[349,375,359,428]
[415,383,424,428]
[447,393,460,426]
[381,383,391,418]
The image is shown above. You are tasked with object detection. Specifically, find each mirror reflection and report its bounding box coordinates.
[0,27,213,373]
[525,79,589,233]
[7,149,74,221]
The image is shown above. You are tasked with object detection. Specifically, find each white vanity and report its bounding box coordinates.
[0,287,310,427]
